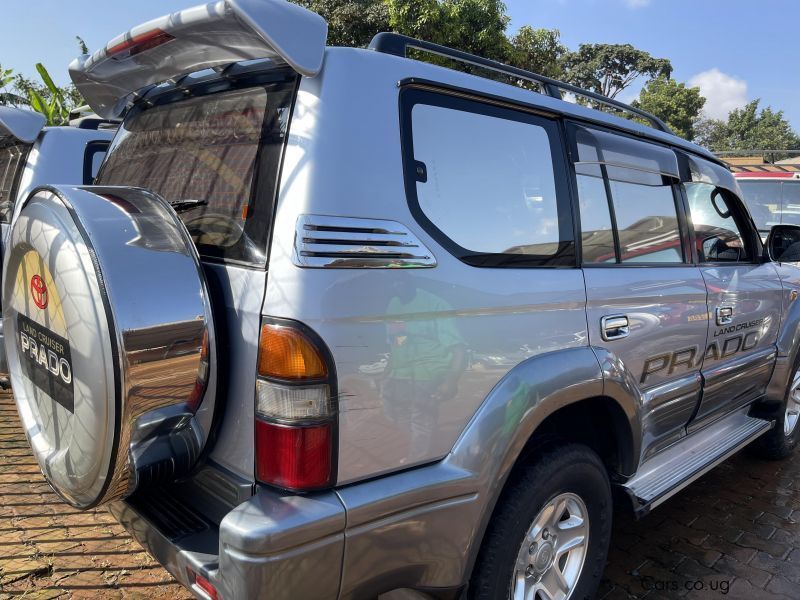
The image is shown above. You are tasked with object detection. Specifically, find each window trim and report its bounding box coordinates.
[399,86,577,268]
[565,121,690,268]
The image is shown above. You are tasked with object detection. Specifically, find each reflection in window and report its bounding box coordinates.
[0,140,30,224]
[97,84,294,265]
[576,164,615,263]
[686,183,749,263]
[575,162,683,264]
[738,180,781,232]
[610,178,683,264]
[781,182,800,227]
[411,104,562,257]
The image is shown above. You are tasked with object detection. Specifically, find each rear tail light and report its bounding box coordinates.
[108,28,175,60]
[255,320,336,491]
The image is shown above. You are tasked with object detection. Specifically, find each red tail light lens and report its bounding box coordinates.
[108,29,175,59]
[256,420,333,489]
[255,320,337,491]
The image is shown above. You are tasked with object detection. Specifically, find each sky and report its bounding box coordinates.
[2,0,799,128]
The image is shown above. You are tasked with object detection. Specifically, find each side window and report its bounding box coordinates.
[572,125,684,264]
[781,182,800,226]
[401,89,575,267]
[686,183,750,263]
[83,141,109,185]
[0,139,31,224]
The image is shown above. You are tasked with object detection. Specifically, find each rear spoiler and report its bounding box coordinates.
[0,106,46,143]
[69,0,327,119]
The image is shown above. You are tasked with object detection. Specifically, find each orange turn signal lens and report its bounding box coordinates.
[258,324,328,380]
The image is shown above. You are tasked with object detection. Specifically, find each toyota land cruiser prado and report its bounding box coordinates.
[6,2,800,599]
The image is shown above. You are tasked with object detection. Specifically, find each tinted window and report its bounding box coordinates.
[686,183,750,262]
[576,166,615,263]
[97,81,296,265]
[412,104,560,255]
[402,90,574,267]
[0,138,30,224]
[781,182,800,226]
[573,126,683,264]
[737,180,781,232]
[83,141,109,184]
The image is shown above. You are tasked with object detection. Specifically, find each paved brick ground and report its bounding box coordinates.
[0,393,190,599]
[2,387,800,600]
[601,447,800,599]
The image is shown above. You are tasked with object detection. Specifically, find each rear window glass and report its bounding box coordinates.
[97,81,296,265]
[0,138,31,224]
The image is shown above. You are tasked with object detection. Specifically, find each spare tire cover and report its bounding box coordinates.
[3,185,216,509]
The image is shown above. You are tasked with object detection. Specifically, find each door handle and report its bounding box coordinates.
[601,315,629,341]
[716,306,733,326]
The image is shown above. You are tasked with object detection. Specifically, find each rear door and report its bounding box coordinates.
[682,156,782,431]
[95,75,298,482]
[570,124,709,460]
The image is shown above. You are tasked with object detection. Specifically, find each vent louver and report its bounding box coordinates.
[294,215,437,269]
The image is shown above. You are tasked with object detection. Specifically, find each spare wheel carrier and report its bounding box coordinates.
[3,185,217,509]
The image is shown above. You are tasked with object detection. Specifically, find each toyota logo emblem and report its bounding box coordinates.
[30,275,48,310]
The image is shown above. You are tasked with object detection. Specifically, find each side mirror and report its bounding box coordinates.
[766,224,800,262]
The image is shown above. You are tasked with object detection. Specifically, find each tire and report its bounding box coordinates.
[469,444,612,600]
[753,357,800,460]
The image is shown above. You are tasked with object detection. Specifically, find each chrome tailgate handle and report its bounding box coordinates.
[601,315,629,341]
[716,306,733,326]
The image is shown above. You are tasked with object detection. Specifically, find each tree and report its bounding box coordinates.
[560,43,672,98]
[695,100,800,153]
[508,26,566,80]
[631,76,705,140]
[0,65,25,105]
[295,0,389,46]
[386,0,510,60]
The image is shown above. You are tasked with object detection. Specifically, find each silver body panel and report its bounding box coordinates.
[0,126,113,377]
[42,22,800,598]
[584,267,709,460]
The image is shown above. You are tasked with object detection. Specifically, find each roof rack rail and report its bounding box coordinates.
[368,32,673,135]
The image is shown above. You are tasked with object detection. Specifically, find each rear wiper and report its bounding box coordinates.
[169,198,208,212]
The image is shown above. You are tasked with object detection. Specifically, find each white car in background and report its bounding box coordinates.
[0,106,115,380]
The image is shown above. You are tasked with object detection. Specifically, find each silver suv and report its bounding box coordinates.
[0,106,113,379]
[6,2,800,599]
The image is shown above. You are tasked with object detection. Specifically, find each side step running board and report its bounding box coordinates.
[622,411,773,516]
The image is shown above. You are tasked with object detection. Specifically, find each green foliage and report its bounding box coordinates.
[560,43,672,99]
[296,0,389,46]
[386,0,510,60]
[76,36,89,55]
[0,65,25,105]
[508,26,566,80]
[695,100,800,153]
[632,76,705,140]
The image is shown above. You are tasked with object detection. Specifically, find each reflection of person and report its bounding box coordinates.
[382,280,465,460]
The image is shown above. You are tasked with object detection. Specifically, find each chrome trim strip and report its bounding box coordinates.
[293,214,437,268]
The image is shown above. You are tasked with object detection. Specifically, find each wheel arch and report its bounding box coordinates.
[446,346,640,588]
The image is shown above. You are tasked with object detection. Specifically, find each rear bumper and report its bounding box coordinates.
[109,461,477,599]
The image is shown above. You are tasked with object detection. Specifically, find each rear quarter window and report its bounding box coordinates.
[400,88,575,267]
[96,80,296,266]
